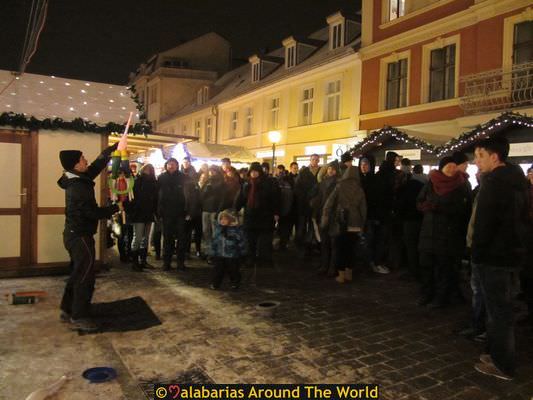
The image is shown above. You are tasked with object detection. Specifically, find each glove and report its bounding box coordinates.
[102,142,119,158]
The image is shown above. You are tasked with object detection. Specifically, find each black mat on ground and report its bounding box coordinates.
[81,296,161,335]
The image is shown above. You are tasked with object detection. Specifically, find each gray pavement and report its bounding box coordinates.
[1,248,532,399]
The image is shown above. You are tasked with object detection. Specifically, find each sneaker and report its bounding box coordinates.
[372,264,390,274]
[474,362,513,381]
[60,311,71,323]
[69,318,99,333]
[209,284,218,290]
[480,354,492,364]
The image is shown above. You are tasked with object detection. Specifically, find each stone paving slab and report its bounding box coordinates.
[0,249,532,399]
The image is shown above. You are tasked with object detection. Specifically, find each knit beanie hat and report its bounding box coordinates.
[249,162,263,174]
[340,152,353,164]
[452,152,468,165]
[59,150,82,171]
[438,156,455,171]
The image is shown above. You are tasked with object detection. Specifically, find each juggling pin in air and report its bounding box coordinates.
[120,150,130,176]
[111,150,121,179]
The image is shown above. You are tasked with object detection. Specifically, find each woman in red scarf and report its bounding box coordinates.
[416,156,472,309]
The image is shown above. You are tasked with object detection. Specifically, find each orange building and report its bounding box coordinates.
[358,0,533,143]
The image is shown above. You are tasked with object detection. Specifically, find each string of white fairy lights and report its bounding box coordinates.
[436,111,533,157]
[349,126,437,157]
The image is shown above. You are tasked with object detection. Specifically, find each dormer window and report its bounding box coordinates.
[331,23,343,49]
[250,55,262,82]
[286,45,297,68]
[197,86,209,105]
[282,37,299,69]
[327,13,345,50]
[252,62,261,82]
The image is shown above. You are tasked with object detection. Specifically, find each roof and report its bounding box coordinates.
[161,34,361,123]
[349,127,438,157]
[184,141,256,162]
[0,70,138,125]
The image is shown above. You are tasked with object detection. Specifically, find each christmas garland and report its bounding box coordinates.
[349,126,437,157]
[0,111,151,135]
[436,111,533,156]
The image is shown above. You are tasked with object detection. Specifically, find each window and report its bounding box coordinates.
[389,0,406,21]
[194,120,201,137]
[324,80,341,121]
[386,59,408,109]
[286,45,297,68]
[301,87,314,125]
[205,117,213,143]
[245,107,253,135]
[196,86,209,105]
[270,97,280,129]
[429,44,456,102]
[331,23,343,50]
[513,21,533,65]
[252,62,261,82]
[230,111,238,138]
[150,84,158,104]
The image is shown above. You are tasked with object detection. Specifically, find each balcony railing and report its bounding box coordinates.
[460,61,533,114]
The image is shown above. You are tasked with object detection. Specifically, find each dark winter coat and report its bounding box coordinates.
[472,163,529,269]
[294,166,320,216]
[157,171,189,218]
[57,146,118,238]
[201,175,225,213]
[313,175,337,220]
[322,166,367,237]
[237,174,281,230]
[396,177,425,222]
[373,161,404,222]
[417,172,472,256]
[129,175,158,223]
[222,174,242,210]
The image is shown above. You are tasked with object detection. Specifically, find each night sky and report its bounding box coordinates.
[1,0,360,85]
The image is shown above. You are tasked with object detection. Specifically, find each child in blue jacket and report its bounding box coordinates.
[210,209,247,290]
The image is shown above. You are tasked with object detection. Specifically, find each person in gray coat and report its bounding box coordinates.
[321,166,367,283]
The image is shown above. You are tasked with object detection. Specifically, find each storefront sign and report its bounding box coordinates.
[509,142,533,157]
[332,140,360,159]
[256,149,285,158]
[387,149,421,160]
[304,145,327,155]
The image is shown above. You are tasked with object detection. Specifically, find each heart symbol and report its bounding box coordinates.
[168,385,180,399]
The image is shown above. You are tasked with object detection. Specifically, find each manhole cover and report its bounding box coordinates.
[139,368,214,399]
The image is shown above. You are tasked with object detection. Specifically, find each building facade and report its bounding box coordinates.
[156,12,365,167]
[359,0,533,142]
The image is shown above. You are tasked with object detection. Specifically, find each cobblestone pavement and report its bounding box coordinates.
[1,248,532,399]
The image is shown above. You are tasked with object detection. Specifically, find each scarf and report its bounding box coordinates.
[429,170,466,196]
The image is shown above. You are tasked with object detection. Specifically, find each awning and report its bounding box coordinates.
[108,131,198,153]
[184,142,256,163]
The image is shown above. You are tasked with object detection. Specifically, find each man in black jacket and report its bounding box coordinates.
[158,158,191,271]
[58,143,120,332]
[472,136,529,381]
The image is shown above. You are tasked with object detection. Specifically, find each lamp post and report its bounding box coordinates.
[268,130,281,170]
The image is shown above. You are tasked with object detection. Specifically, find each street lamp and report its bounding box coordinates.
[268,130,281,169]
